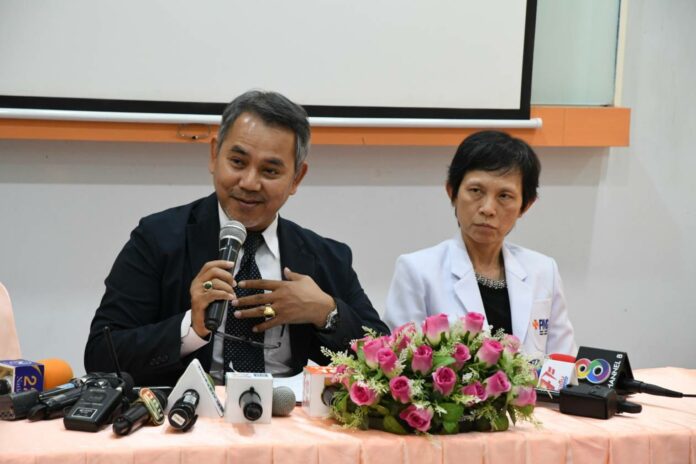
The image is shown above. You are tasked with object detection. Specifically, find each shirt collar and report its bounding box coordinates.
[217,202,280,260]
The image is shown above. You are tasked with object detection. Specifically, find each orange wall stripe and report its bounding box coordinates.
[0,106,630,147]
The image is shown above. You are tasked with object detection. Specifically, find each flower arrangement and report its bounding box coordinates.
[322,313,538,435]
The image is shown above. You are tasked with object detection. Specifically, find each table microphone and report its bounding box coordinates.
[575,346,696,398]
[113,388,167,436]
[204,221,247,332]
[0,358,73,394]
[37,358,74,390]
[271,386,296,417]
[168,389,200,431]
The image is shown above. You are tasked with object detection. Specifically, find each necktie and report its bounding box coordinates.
[223,232,266,373]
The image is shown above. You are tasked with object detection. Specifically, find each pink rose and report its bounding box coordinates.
[460,381,488,405]
[485,370,511,398]
[390,322,416,352]
[399,405,433,432]
[377,347,399,377]
[422,314,450,345]
[452,343,471,370]
[363,337,387,368]
[350,336,369,353]
[502,334,521,354]
[476,339,504,366]
[390,334,411,352]
[389,376,412,403]
[411,345,433,375]
[462,312,485,335]
[393,321,418,338]
[331,364,353,388]
[349,381,379,406]
[432,366,457,396]
[512,386,537,407]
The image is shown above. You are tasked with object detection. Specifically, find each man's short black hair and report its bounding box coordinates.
[216,90,311,173]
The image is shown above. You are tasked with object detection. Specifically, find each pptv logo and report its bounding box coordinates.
[532,318,549,336]
[575,353,623,386]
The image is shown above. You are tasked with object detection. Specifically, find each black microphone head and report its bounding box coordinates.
[168,389,199,431]
[220,221,247,244]
[272,386,296,417]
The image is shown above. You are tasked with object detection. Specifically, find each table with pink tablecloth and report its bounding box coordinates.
[1,367,695,464]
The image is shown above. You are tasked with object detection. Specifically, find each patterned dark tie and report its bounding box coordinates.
[223,232,266,373]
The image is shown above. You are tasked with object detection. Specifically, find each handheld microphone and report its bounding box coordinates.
[113,388,167,436]
[239,387,263,421]
[168,389,199,431]
[271,386,296,417]
[225,372,272,424]
[27,388,84,421]
[1,359,77,420]
[204,221,247,332]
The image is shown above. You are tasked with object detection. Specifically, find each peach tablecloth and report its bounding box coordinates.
[1,368,694,464]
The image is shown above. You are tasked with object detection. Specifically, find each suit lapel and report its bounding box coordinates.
[277,217,316,372]
[185,194,219,368]
[450,238,489,328]
[503,244,532,341]
[277,217,316,278]
[186,194,220,277]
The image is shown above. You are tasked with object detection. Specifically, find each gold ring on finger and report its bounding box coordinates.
[263,306,276,318]
[203,280,214,291]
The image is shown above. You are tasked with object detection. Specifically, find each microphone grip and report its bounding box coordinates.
[113,402,150,436]
[203,237,243,332]
[204,301,227,332]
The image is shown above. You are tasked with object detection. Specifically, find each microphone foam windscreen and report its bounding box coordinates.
[37,358,73,390]
[272,386,296,417]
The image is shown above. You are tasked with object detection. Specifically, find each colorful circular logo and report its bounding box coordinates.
[575,358,611,384]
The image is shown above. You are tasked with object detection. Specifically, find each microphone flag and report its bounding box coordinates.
[575,346,635,395]
[166,359,224,418]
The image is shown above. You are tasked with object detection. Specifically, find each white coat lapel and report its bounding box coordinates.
[450,238,488,327]
[503,244,532,341]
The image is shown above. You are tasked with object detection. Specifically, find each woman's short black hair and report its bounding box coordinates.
[447,130,541,211]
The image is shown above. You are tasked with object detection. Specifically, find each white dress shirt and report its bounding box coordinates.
[179,203,292,380]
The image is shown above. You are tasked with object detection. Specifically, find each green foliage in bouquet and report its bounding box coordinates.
[322,313,538,435]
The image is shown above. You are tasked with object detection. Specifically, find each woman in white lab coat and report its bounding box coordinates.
[384,131,576,362]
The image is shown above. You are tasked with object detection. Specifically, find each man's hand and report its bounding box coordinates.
[232,267,335,332]
[189,260,236,338]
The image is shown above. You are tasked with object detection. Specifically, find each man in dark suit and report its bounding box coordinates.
[85,91,389,386]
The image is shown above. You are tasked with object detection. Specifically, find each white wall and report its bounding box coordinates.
[1,0,695,373]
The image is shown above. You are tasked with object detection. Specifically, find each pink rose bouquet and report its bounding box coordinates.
[323,313,537,435]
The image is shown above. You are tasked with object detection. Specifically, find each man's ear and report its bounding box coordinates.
[208,137,218,174]
[289,162,309,195]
